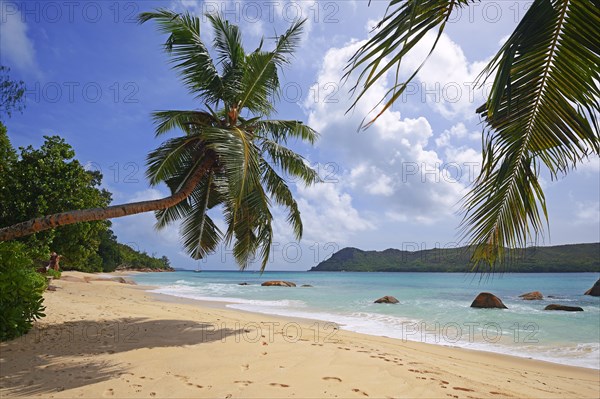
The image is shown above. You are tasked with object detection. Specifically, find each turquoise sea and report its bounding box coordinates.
[130,271,600,369]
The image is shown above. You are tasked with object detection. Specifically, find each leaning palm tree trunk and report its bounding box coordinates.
[0,161,210,241]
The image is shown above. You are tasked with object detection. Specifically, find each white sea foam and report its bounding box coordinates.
[144,276,600,370]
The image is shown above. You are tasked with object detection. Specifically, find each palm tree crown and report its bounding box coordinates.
[138,10,320,270]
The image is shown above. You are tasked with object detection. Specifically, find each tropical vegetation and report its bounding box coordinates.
[0,11,319,271]
[310,243,600,273]
[0,126,171,273]
[0,241,47,341]
[346,0,600,269]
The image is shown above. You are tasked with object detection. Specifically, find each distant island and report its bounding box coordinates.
[309,243,600,272]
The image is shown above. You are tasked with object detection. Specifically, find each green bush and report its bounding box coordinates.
[0,242,47,341]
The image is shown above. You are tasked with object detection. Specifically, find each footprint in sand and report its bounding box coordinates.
[322,377,342,382]
[234,380,253,386]
[174,374,190,383]
[241,364,250,371]
[103,388,114,397]
[453,387,475,392]
[352,388,369,397]
[269,383,290,388]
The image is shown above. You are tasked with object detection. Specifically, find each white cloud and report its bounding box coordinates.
[498,34,510,47]
[349,164,394,196]
[294,180,375,244]
[576,155,600,175]
[436,122,479,148]
[384,31,490,119]
[304,40,474,225]
[574,201,600,225]
[0,5,38,74]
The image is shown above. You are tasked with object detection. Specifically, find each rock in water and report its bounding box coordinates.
[544,304,583,312]
[584,279,600,296]
[519,291,543,300]
[374,296,399,304]
[301,284,313,287]
[238,282,249,286]
[261,281,296,287]
[470,293,508,309]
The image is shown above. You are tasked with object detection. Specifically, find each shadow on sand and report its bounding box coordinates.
[0,317,243,396]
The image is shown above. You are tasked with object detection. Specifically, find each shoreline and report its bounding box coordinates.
[143,274,600,371]
[1,271,599,398]
[148,288,600,371]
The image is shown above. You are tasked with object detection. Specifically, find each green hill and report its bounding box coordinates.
[309,243,600,272]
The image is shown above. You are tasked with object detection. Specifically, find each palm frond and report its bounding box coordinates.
[271,18,306,67]
[260,138,321,185]
[238,51,278,116]
[146,135,204,185]
[154,196,192,229]
[237,19,306,113]
[260,159,303,240]
[139,9,223,105]
[345,0,472,128]
[462,0,600,269]
[252,119,319,144]
[180,171,222,259]
[151,110,217,136]
[206,13,245,105]
[205,13,245,68]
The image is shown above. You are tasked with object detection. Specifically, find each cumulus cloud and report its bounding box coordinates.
[0,4,38,74]
[302,40,477,227]
[574,201,600,225]
[435,122,480,148]
[294,180,375,243]
[384,31,490,120]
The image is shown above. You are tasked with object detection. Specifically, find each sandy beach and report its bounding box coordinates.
[1,272,598,399]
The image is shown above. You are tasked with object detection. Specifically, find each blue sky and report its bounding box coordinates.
[1,0,598,271]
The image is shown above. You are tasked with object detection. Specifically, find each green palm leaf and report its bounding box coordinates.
[253,119,319,145]
[146,135,204,186]
[238,19,306,114]
[462,0,600,269]
[180,171,222,259]
[151,110,217,136]
[260,138,321,185]
[260,159,303,240]
[345,0,472,128]
[139,9,223,105]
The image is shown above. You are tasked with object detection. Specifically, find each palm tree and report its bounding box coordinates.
[0,10,320,270]
[346,0,599,269]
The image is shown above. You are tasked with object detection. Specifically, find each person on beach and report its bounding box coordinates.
[48,252,61,271]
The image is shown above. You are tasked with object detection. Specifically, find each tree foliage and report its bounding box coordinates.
[0,126,172,272]
[138,10,320,270]
[310,244,600,273]
[0,241,47,341]
[346,0,600,269]
[0,66,26,120]
[0,134,112,270]
[0,12,319,272]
